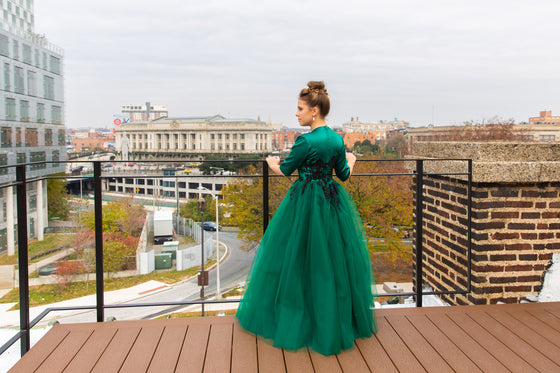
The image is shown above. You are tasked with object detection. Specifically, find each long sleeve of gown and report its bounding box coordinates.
[279,136,308,176]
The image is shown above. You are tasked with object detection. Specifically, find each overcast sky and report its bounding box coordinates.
[34,1,560,129]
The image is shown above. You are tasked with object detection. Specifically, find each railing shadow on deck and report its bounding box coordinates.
[0,157,473,358]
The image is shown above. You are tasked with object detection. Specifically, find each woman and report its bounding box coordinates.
[236,81,377,355]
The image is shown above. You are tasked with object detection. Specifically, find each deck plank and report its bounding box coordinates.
[8,325,69,373]
[175,323,211,373]
[308,348,343,373]
[204,322,234,373]
[91,326,141,373]
[64,327,117,373]
[374,316,426,372]
[283,349,314,373]
[386,314,453,373]
[472,311,560,372]
[36,328,92,372]
[8,302,560,373]
[231,322,258,373]
[147,325,188,373]
[506,309,560,348]
[355,335,398,373]
[447,311,537,373]
[336,342,371,373]
[257,338,286,373]
[425,313,509,373]
[487,309,560,366]
[119,325,165,373]
[407,313,483,373]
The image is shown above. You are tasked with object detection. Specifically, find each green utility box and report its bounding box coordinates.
[162,240,179,260]
[154,252,172,270]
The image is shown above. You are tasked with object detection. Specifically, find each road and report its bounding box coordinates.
[48,230,255,324]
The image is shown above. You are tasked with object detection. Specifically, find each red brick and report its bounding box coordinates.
[521,233,538,240]
[492,211,519,219]
[521,212,540,219]
[491,232,519,240]
[518,254,538,261]
[538,233,554,240]
[535,202,547,209]
[491,189,518,198]
[489,254,516,261]
[537,223,548,229]
[539,253,554,261]
[505,285,532,292]
[489,276,517,284]
[542,212,560,219]
[505,201,533,208]
[505,243,532,251]
[505,264,532,271]
[517,275,542,282]
[549,202,560,208]
[508,222,535,230]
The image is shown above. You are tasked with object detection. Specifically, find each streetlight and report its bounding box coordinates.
[197,186,221,298]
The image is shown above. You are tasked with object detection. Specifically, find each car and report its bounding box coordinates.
[202,222,222,231]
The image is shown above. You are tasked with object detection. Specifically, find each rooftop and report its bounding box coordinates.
[10,301,560,372]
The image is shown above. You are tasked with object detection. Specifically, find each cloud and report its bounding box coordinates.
[34,0,560,128]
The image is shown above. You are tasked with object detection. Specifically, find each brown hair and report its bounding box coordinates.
[299,81,330,118]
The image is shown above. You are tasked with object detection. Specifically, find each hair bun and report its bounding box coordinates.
[307,81,327,95]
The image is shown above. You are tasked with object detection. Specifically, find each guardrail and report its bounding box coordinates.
[0,157,472,357]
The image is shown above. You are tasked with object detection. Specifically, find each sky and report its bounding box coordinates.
[34,0,560,129]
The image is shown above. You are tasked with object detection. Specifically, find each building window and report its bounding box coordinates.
[52,150,59,168]
[15,127,22,147]
[5,98,16,120]
[51,106,62,124]
[3,63,10,90]
[539,135,555,142]
[30,151,46,170]
[210,134,215,140]
[26,128,38,146]
[20,100,29,121]
[12,40,18,60]
[16,152,25,164]
[49,55,61,74]
[241,143,245,150]
[43,75,54,99]
[37,103,44,122]
[13,66,23,94]
[0,34,8,57]
[1,127,12,147]
[240,134,245,140]
[226,134,230,140]
[22,44,31,64]
[27,70,36,96]
[45,128,52,146]
[218,134,222,140]
[0,153,7,175]
[29,195,36,210]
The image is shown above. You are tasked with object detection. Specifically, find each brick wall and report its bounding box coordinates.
[414,174,559,305]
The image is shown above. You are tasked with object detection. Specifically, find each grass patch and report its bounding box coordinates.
[0,264,210,310]
[158,309,238,319]
[222,287,243,298]
[0,234,72,266]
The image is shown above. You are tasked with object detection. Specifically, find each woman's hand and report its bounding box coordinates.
[266,156,284,176]
[346,152,357,175]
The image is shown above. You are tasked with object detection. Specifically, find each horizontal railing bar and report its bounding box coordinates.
[0,330,25,355]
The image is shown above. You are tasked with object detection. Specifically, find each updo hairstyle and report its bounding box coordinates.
[299,81,330,118]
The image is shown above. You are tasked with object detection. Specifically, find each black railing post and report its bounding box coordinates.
[263,161,269,232]
[93,161,104,322]
[467,159,473,293]
[415,160,424,307]
[16,164,30,355]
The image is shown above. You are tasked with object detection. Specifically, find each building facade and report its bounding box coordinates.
[121,102,168,122]
[271,130,298,152]
[529,110,560,125]
[342,118,409,133]
[0,0,65,254]
[115,115,273,158]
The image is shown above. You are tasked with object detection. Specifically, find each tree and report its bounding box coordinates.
[384,134,408,157]
[179,196,220,222]
[442,117,526,142]
[81,197,146,235]
[54,259,86,293]
[47,172,71,219]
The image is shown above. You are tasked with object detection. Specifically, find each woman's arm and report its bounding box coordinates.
[266,156,284,176]
[346,152,356,176]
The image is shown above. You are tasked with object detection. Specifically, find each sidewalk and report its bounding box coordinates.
[0,280,171,328]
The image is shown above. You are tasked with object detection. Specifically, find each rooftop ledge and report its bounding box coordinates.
[409,141,560,183]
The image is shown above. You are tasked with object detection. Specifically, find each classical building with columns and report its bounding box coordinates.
[115,115,273,159]
[0,1,66,255]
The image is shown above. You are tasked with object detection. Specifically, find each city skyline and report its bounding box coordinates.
[35,1,560,129]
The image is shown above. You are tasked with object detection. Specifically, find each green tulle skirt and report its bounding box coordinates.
[236,178,377,356]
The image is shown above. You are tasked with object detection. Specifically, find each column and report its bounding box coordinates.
[6,186,14,256]
[36,180,44,241]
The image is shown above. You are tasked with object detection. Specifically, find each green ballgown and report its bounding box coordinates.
[236,126,377,356]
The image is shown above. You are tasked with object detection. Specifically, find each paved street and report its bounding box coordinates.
[38,230,255,324]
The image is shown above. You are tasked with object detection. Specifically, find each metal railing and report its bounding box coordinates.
[0,157,472,357]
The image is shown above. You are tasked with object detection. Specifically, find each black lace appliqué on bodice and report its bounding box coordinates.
[291,156,340,206]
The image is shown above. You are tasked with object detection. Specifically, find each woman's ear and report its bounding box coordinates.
[312,106,320,117]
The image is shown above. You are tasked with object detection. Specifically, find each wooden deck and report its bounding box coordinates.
[9,302,560,372]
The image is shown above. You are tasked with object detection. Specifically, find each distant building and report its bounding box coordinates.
[0,1,66,254]
[342,117,409,133]
[115,115,272,158]
[343,130,388,150]
[529,110,560,125]
[121,102,168,122]
[271,129,298,152]
[73,135,116,153]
